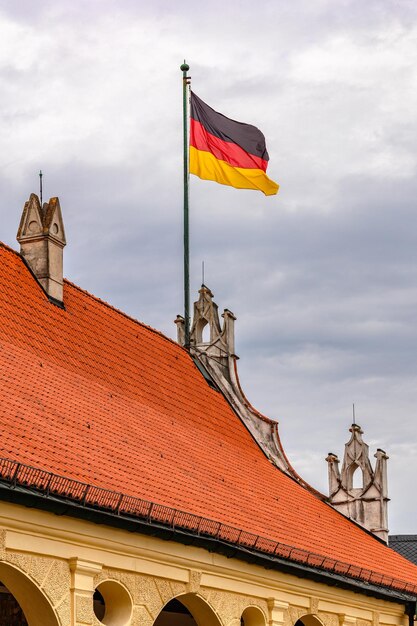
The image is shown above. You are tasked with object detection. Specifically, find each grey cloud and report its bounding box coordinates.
[1,0,417,533]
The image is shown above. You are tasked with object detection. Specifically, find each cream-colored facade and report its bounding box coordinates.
[0,501,409,626]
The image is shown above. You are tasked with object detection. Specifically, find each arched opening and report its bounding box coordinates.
[296,614,325,626]
[153,594,221,626]
[154,598,197,626]
[346,462,364,491]
[195,318,211,344]
[201,322,210,344]
[241,606,266,626]
[0,581,28,625]
[0,563,58,626]
[352,466,363,489]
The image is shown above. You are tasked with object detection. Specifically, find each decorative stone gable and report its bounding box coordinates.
[326,424,389,542]
[176,286,322,490]
[190,285,236,379]
[17,193,66,303]
[175,285,236,383]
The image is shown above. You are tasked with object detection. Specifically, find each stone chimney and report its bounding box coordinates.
[326,424,389,542]
[17,193,66,303]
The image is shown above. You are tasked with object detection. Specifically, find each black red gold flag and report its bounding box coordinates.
[189,92,279,196]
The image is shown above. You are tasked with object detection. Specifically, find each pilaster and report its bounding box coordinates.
[268,599,289,626]
[69,558,102,626]
[339,615,357,626]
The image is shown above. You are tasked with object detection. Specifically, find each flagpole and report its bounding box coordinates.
[39,170,43,205]
[181,61,191,347]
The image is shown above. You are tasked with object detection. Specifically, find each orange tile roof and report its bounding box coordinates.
[1,241,417,590]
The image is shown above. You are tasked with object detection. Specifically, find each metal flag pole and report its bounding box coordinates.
[39,170,43,205]
[180,61,191,347]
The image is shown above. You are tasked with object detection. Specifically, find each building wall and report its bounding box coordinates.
[0,502,408,626]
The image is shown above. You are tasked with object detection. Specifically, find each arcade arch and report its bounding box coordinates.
[0,563,59,626]
[241,606,266,626]
[296,615,326,626]
[154,594,222,626]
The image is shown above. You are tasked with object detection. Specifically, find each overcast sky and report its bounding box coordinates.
[1,0,417,534]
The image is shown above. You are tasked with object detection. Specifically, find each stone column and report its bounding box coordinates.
[69,558,102,626]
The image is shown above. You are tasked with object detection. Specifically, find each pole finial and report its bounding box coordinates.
[180,61,190,72]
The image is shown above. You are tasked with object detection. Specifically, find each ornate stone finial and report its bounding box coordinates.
[186,285,237,381]
[17,193,66,303]
[325,452,340,496]
[326,424,389,542]
[176,286,235,353]
[174,315,185,346]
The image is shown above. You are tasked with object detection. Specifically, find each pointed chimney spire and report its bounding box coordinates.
[17,193,66,303]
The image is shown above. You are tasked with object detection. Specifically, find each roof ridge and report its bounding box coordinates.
[390,535,417,541]
[64,279,184,351]
[0,240,22,258]
[0,240,185,354]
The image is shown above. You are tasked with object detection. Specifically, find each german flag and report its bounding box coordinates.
[189,92,279,196]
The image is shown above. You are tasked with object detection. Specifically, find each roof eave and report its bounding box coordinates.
[1,484,415,605]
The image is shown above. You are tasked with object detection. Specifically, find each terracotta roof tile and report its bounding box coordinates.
[1,241,417,587]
